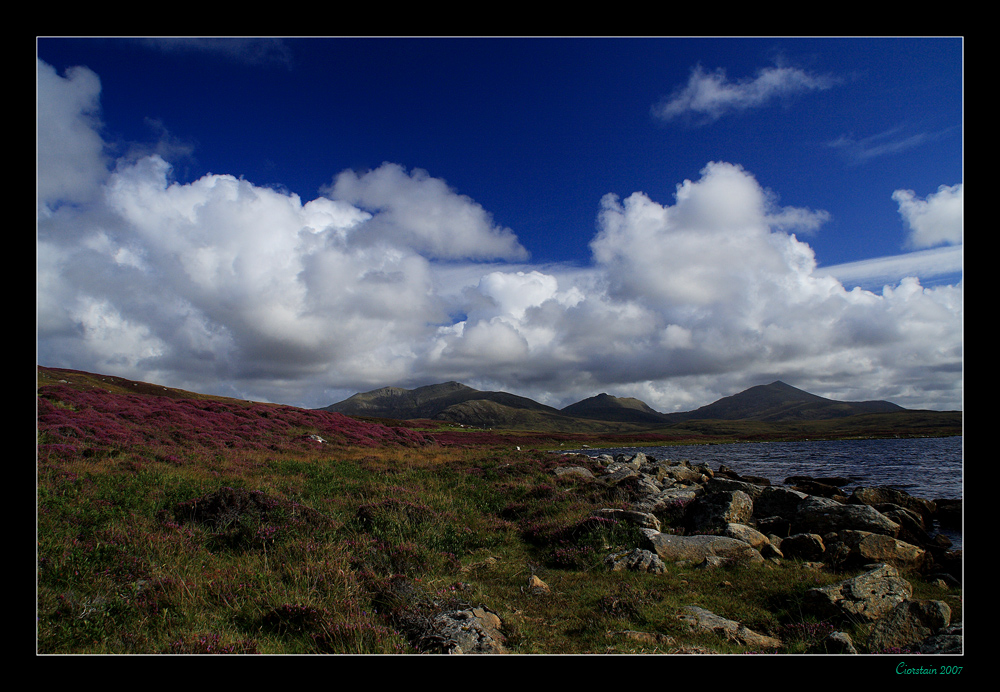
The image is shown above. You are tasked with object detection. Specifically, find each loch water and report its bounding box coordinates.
[566,436,963,549]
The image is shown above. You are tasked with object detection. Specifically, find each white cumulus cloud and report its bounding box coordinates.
[893,183,964,249]
[36,59,962,412]
[324,163,529,261]
[36,59,108,214]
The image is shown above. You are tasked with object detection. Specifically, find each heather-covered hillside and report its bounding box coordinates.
[37,379,433,464]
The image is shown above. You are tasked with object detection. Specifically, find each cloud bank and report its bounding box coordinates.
[36,59,962,412]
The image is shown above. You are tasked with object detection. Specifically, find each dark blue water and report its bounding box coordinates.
[566,436,962,548]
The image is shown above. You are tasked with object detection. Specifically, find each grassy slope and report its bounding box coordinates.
[36,367,960,655]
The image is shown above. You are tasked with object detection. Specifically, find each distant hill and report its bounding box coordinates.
[670,381,906,422]
[38,365,960,440]
[560,393,674,426]
[322,379,915,430]
[321,381,561,422]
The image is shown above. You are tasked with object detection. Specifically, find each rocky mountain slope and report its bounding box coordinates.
[322,381,561,420]
[559,393,674,426]
[668,381,907,423]
[322,380,931,431]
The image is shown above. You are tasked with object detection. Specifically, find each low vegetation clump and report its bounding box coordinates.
[36,368,959,655]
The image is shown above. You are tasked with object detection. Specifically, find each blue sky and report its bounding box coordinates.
[36,37,963,412]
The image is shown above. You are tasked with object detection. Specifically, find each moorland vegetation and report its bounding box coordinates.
[36,366,961,655]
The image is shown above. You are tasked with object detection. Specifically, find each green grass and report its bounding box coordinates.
[36,372,960,654]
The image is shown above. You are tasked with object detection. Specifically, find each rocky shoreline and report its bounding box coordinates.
[549,450,963,654]
[363,450,962,654]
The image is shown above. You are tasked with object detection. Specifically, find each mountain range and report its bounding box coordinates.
[320,380,914,431]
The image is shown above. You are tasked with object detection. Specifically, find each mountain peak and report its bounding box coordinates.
[322,379,907,427]
[560,392,668,425]
[675,380,904,422]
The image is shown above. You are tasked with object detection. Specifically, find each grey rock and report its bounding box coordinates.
[685,490,753,532]
[881,506,931,544]
[634,487,700,522]
[422,607,508,654]
[678,605,781,650]
[601,464,640,488]
[780,533,826,561]
[526,575,550,595]
[705,477,767,502]
[553,465,594,479]
[794,496,900,536]
[645,532,764,566]
[849,486,936,525]
[820,631,858,654]
[611,630,676,647]
[694,555,728,569]
[804,563,912,623]
[634,474,665,496]
[605,548,667,574]
[753,486,809,520]
[660,465,708,485]
[593,508,661,532]
[918,622,962,654]
[826,530,928,571]
[867,599,952,653]
[723,523,770,549]
[614,452,647,469]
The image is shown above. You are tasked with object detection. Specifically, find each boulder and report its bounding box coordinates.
[684,490,753,532]
[423,607,508,654]
[645,532,764,567]
[659,465,708,485]
[601,463,640,486]
[779,533,826,561]
[716,464,739,479]
[760,533,786,559]
[610,630,676,647]
[866,599,952,653]
[918,622,963,654]
[604,548,667,574]
[553,466,595,480]
[677,606,781,650]
[634,487,700,523]
[793,496,900,536]
[804,563,912,623]
[614,452,648,470]
[723,523,770,550]
[633,474,666,497]
[820,631,858,654]
[375,577,507,654]
[930,548,962,582]
[879,507,932,545]
[849,486,936,525]
[695,555,729,570]
[526,575,550,595]
[825,530,928,571]
[693,463,715,479]
[705,477,767,501]
[787,479,847,501]
[752,486,808,521]
[755,515,791,537]
[593,508,661,532]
